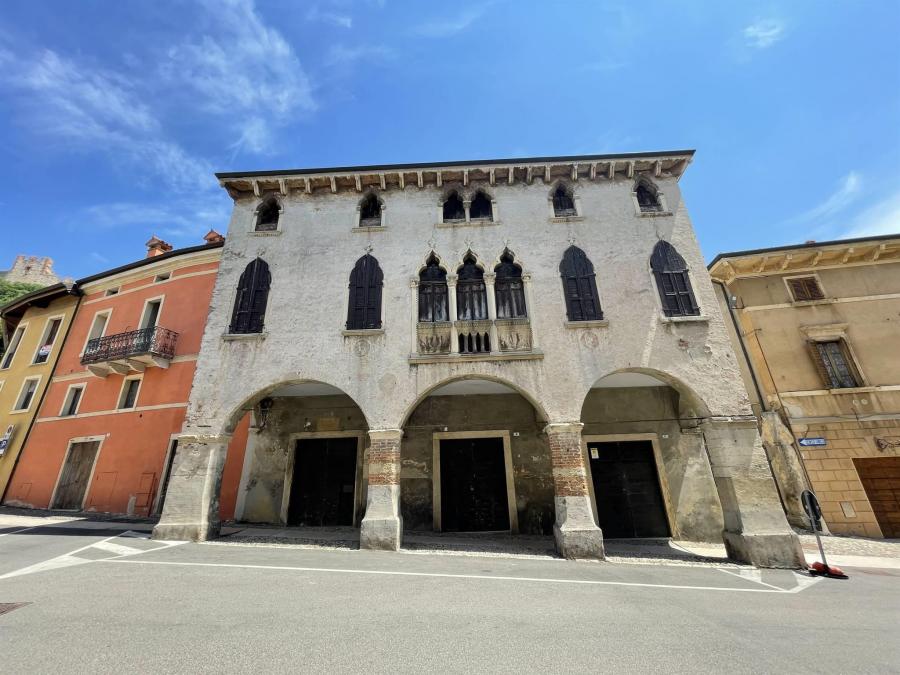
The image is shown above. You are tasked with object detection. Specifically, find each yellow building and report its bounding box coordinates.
[710,234,900,539]
[0,284,80,497]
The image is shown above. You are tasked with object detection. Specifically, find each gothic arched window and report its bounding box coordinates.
[418,254,449,322]
[256,197,280,231]
[650,241,699,317]
[359,193,382,226]
[469,190,493,220]
[559,246,602,321]
[494,250,526,318]
[456,253,488,320]
[443,191,465,222]
[230,258,271,334]
[552,184,576,217]
[346,254,384,329]
[636,180,662,213]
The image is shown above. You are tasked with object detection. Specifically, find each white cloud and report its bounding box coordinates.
[841,189,900,239]
[414,6,489,37]
[306,5,353,29]
[743,19,786,49]
[786,172,862,226]
[75,198,231,243]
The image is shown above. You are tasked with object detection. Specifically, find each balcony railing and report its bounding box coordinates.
[82,326,178,373]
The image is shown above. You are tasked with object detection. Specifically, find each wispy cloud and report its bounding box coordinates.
[841,188,900,239]
[325,44,394,67]
[743,19,786,49]
[73,198,231,243]
[786,171,862,226]
[306,5,353,29]
[414,5,490,37]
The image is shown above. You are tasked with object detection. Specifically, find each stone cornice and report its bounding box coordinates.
[709,237,900,283]
[217,152,694,201]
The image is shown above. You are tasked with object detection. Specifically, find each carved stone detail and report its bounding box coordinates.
[495,318,532,352]
[416,322,451,354]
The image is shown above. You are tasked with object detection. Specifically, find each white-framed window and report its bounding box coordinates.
[1,324,27,370]
[105,287,119,297]
[13,376,41,412]
[139,297,164,330]
[785,275,826,302]
[60,384,86,417]
[82,311,111,356]
[154,272,171,283]
[117,377,142,410]
[32,316,64,365]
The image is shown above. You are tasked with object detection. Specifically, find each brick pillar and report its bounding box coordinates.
[701,418,805,568]
[152,434,230,541]
[545,422,604,559]
[360,429,403,551]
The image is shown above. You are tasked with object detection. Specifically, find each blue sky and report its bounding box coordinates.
[1,0,898,279]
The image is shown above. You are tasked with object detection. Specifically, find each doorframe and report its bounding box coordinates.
[49,435,106,511]
[582,433,678,538]
[432,430,519,534]
[282,431,366,527]
[152,433,181,515]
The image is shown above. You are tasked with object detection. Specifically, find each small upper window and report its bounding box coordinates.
[1,326,25,370]
[787,276,825,302]
[154,272,171,283]
[469,191,493,221]
[808,340,861,389]
[255,197,280,232]
[359,194,382,227]
[61,385,84,417]
[119,378,141,410]
[443,191,465,222]
[552,184,577,217]
[105,288,119,297]
[636,180,662,213]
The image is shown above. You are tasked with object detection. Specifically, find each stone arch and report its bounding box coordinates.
[550,181,577,216]
[583,366,712,420]
[254,194,283,230]
[397,373,550,429]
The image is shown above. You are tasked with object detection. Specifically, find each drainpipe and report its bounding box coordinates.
[0,288,83,504]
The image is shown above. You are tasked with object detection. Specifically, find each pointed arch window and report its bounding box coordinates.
[230,258,271,334]
[418,254,449,322]
[650,241,699,317]
[469,190,493,221]
[552,184,577,217]
[559,246,602,321]
[256,197,280,232]
[359,193,382,227]
[636,181,662,213]
[347,254,383,329]
[456,253,488,320]
[494,250,527,318]
[443,191,465,222]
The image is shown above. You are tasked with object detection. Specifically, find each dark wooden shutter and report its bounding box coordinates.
[347,255,383,329]
[230,258,270,334]
[789,277,824,301]
[559,246,602,321]
[807,342,835,388]
[651,242,699,317]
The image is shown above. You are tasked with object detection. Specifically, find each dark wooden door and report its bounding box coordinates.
[52,441,100,510]
[588,441,670,538]
[288,438,357,526]
[855,457,900,538]
[440,437,509,532]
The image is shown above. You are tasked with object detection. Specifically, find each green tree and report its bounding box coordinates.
[0,279,44,308]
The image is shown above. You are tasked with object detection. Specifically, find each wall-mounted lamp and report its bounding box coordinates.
[256,397,274,431]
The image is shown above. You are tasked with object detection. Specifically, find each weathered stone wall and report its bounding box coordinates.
[2,255,59,286]
[581,387,724,542]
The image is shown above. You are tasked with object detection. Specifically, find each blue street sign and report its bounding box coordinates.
[798,437,827,447]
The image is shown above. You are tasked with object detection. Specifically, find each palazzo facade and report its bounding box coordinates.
[152,151,804,568]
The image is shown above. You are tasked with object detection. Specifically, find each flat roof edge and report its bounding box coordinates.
[708,232,900,269]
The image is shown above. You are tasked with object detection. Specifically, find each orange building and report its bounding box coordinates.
[3,235,248,519]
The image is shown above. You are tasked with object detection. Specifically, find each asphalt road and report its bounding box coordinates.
[1,524,898,674]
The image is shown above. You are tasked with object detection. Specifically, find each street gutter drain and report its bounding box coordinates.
[0,602,31,616]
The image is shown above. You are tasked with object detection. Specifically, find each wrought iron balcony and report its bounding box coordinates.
[81,326,178,377]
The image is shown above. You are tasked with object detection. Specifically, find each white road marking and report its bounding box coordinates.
[100,558,820,594]
[716,567,789,591]
[0,526,39,538]
[0,532,184,580]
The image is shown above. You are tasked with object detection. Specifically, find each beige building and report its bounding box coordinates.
[710,234,900,538]
[152,151,803,568]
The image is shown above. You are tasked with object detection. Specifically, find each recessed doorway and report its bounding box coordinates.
[51,439,101,510]
[587,440,671,538]
[287,437,358,527]
[435,434,516,533]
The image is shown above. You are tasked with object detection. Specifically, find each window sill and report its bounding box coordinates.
[9,409,32,415]
[435,220,500,229]
[659,315,709,324]
[409,350,543,365]
[248,230,282,236]
[342,329,384,337]
[550,215,584,223]
[222,332,268,342]
[637,210,673,218]
[791,299,836,307]
[353,226,387,233]
[565,319,608,328]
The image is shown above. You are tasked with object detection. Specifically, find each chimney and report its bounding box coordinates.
[203,229,225,244]
[145,235,173,258]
